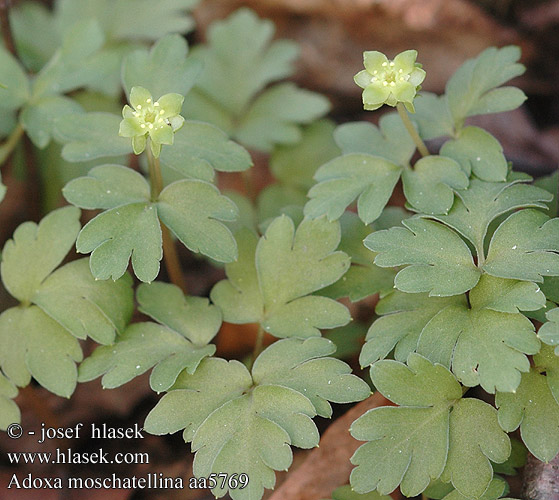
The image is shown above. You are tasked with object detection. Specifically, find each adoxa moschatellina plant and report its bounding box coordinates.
[2,5,559,499]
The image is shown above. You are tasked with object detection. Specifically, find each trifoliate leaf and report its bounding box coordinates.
[185,8,298,118]
[484,210,559,282]
[329,485,392,500]
[271,119,340,190]
[412,93,454,140]
[32,259,133,345]
[0,372,20,430]
[539,307,559,354]
[402,156,469,215]
[252,337,370,417]
[351,354,510,498]
[446,46,526,126]
[80,281,219,392]
[364,217,480,296]
[211,217,350,338]
[56,0,199,42]
[496,346,559,462]
[441,127,507,182]
[360,291,467,366]
[305,154,401,224]
[122,34,201,98]
[1,206,81,302]
[54,112,133,162]
[157,180,238,263]
[492,439,527,476]
[20,95,83,148]
[334,113,415,166]
[0,306,82,397]
[417,304,539,393]
[145,338,367,499]
[425,175,551,261]
[235,83,330,151]
[159,121,252,182]
[0,47,30,110]
[322,213,397,302]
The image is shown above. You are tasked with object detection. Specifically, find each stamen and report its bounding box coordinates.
[399,69,403,73]
[154,102,159,107]
[382,62,388,67]
[140,124,146,128]
[149,124,154,129]
[383,81,388,86]
[137,105,142,110]
[146,98,152,103]
[390,82,396,86]
[389,61,395,67]
[159,110,164,115]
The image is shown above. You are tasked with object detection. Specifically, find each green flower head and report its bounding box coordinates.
[119,86,185,157]
[354,50,426,112]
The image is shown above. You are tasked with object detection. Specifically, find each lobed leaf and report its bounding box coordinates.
[329,485,392,500]
[0,372,20,430]
[538,307,559,355]
[364,217,481,296]
[211,217,351,338]
[0,47,30,110]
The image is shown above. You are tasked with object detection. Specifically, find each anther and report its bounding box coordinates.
[389,61,395,67]
[137,105,142,110]
[140,124,146,128]
[382,62,388,67]
[146,98,152,103]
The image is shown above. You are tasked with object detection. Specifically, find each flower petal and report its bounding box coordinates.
[393,81,416,102]
[132,134,147,155]
[119,117,143,137]
[130,86,152,110]
[363,51,388,72]
[168,115,185,132]
[408,67,426,87]
[362,84,390,106]
[122,105,135,119]
[393,50,418,74]
[150,124,174,145]
[157,93,184,118]
[354,70,373,89]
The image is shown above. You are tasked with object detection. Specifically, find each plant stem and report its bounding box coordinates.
[146,142,187,294]
[250,325,265,368]
[0,0,17,57]
[0,123,24,165]
[396,103,429,157]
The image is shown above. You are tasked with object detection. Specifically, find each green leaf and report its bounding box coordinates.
[271,119,340,190]
[0,47,30,110]
[440,475,507,500]
[145,338,366,499]
[424,175,551,261]
[0,372,20,430]
[538,307,559,355]
[351,354,510,498]
[440,127,507,182]
[446,46,526,126]
[20,95,83,148]
[492,439,527,476]
[305,154,401,224]
[54,112,133,162]
[32,259,133,345]
[413,93,454,140]
[76,201,162,282]
[157,180,238,263]
[417,304,539,393]
[364,217,481,296]
[159,121,253,182]
[252,337,371,417]
[360,291,467,366]
[257,184,306,230]
[469,274,546,313]
[402,156,469,215]
[0,306,82,397]
[330,485,392,500]
[496,345,559,462]
[122,34,202,98]
[211,217,351,338]
[235,83,330,151]
[483,209,559,282]
[1,206,81,302]
[334,113,415,166]
[534,170,559,217]
[186,8,298,117]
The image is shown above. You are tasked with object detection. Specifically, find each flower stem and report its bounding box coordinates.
[396,103,429,157]
[0,123,24,166]
[146,142,187,294]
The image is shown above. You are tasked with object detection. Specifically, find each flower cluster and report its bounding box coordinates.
[354,50,426,112]
[119,86,185,157]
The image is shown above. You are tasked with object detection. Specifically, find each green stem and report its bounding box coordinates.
[146,142,187,294]
[250,325,265,369]
[396,103,429,157]
[0,123,24,166]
